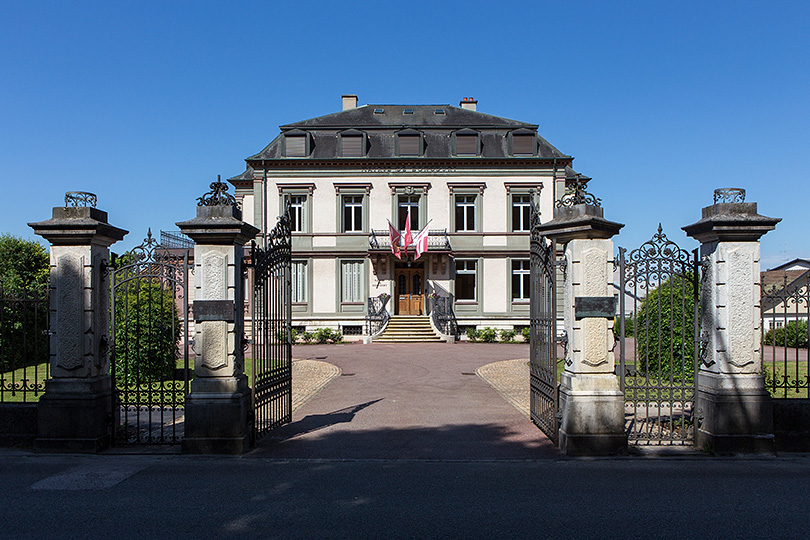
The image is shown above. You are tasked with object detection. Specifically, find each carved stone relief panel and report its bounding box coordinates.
[202,252,227,300]
[56,254,83,371]
[200,321,228,371]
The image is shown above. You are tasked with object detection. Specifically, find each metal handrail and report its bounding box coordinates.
[429,294,459,339]
[366,296,391,337]
[369,229,451,251]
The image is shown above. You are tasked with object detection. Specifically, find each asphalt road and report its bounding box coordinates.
[2,451,809,540]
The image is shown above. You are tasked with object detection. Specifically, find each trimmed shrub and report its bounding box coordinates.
[466,327,480,342]
[635,272,697,380]
[500,329,517,342]
[299,331,314,344]
[313,327,343,344]
[478,327,498,343]
[764,320,808,348]
[522,326,531,343]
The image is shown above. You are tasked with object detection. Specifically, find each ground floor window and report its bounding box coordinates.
[455,259,477,301]
[291,260,307,303]
[511,259,530,301]
[341,260,364,303]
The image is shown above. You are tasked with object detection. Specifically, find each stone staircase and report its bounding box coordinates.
[374,315,443,343]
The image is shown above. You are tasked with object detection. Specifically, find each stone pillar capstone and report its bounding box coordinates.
[683,188,780,453]
[177,180,259,454]
[537,194,626,455]
[28,192,127,452]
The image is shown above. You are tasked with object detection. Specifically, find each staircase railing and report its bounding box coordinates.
[366,295,391,337]
[429,294,459,340]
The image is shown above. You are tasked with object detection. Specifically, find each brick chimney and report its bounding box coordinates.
[342,94,358,111]
[459,97,477,111]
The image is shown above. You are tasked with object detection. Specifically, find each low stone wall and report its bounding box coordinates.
[0,404,38,447]
[773,400,810,451]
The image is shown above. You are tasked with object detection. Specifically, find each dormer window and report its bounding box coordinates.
[454,129,479,156]
[339,130,366,157]
[510,130,536,156]
[396,130,423,156]
[284,131,311,157]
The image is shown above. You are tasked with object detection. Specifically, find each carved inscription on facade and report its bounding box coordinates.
[56,254,83,371]
[202,252,227,300]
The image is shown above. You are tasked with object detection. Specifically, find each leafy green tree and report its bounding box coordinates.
[0,235,49,372]
[113,255,180,386]
[635,272,698,380]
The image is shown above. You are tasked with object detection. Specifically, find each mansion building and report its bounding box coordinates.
[228,95,581,337]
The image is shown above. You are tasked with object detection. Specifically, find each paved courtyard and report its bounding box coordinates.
[251,342,558,460]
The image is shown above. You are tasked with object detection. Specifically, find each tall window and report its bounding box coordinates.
[511,260,530,301]
[455,260,477,301]
[341,261,364,303]
[398,195,420,230]
[287,195,306,232]
[342,195,363,232]
[291,261,307,303]
[512,194,532,232]
[455,195,476,232]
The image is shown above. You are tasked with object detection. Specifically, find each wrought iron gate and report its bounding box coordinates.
[250,208,293,441]
[110,230,191,445]
[617,225,699,445]
[529,210,559,444]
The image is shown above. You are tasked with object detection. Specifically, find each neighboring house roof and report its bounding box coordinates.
[760,268,810,312]
[243,103,571,162]
[765,258,810,272]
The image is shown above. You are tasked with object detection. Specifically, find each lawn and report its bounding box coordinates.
[0,361,49,403]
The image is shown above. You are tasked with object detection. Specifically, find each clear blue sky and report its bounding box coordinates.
[2,0,808,268]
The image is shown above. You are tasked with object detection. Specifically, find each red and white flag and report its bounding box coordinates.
[413,226,430,259]
[387,219,402,259]
[402,207,414,251]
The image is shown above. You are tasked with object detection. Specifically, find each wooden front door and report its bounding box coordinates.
[395,268,424,315]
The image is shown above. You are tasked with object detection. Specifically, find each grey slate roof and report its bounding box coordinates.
[244,104,570,162]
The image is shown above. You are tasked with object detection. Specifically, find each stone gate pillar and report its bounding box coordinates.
[177,180,259,454]
[29,192,127,452]
[537,188,626,455]
[683,188,780,453]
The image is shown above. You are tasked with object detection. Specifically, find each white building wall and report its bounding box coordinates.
[483,257,508,315]
[311,257,336,314]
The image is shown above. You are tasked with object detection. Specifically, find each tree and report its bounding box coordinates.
[112,254,181,386]
[635,272,698,380]
[0,235,49,373]
[764,320,809,349]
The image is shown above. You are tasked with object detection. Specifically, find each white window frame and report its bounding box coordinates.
[454,259,478,302]
[454,194,477,232]
[291,260,307,303]
[511,259,531,302]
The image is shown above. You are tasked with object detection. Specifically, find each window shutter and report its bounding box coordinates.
[398,134,420,156]
[456,134,477,155]
[286,135,306,157]
[512,134,535,156]
[342,135,363,157]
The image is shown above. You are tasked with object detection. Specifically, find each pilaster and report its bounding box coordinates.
[177,182,260,454]
[28,193,127,452]
[683,188,780,453]
[537,191,626,455]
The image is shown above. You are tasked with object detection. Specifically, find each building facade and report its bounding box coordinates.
[229,96,580,337]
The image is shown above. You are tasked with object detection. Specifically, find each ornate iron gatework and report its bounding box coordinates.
[529,205,559,444]
[618,225,699,445]
[250,207,293,441]
[110,229,192,445]
[760,269,810,399]
[0,279,49,403]
[430,294,459,339]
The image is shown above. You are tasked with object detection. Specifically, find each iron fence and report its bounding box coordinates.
[0,280,49,403]
[761,270,809,399]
